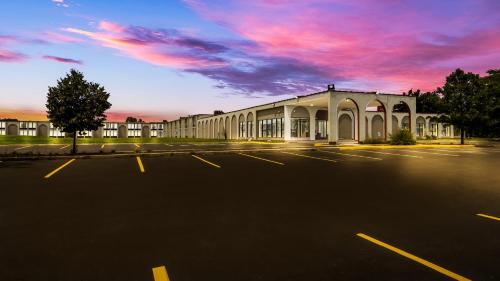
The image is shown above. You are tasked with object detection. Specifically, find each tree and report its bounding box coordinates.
[477,69,500,137]
[437,68,481,144]
[125,116,138,123]
[46,69,111,153]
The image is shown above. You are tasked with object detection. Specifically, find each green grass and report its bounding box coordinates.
[0,135,235,145]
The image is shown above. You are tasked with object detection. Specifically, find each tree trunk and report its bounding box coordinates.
[72,132,77,154]
[460,128,465,145]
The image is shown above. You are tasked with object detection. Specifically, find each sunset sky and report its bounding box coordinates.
[1,0,499,121]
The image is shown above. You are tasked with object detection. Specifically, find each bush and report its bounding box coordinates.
[390,129,416,145]
[361,138,387,144]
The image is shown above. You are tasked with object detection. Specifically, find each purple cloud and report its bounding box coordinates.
[42,55,83,65]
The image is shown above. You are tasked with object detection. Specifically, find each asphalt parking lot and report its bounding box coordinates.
[0,146,499,281]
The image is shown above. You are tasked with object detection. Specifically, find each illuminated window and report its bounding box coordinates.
[0,122,5,135]
[104,123,118,137]
[258,118,284,138]
[127,123,141,138]
[50,123,65,138]
[239,121,246,138]
[20,122,37,136]
[77,130,93,138]
[151,123,164,137]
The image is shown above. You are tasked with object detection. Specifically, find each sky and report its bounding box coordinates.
[1,0,499,121]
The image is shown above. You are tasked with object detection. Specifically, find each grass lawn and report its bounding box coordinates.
[0,135,236,145]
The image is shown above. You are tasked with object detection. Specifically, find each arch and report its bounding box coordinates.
[225,116,230,139]
[401,116,409,129]
[337,98,359,141]
[209,119,213,139]
[7,124,18,135]
[291,106,310,138]
[246,112,254,138]
[338,113,353,140]
[118,125,127,138]
[141,126,150,138]
[238,113,246,138]
[214,119,219,139]
[416,116,426,137]
[37,124,48,137]
[231,115,238,139]
[371,115,384,139]
[366,99,387,140]
[392,101,411,131]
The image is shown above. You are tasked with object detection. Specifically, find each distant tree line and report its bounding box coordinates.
[404,68,499,143]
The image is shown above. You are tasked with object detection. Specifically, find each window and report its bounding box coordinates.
[77,130,93,138]
[104,123,118,137]
[258,118,284,138]
[247,121,253,138]
[50,123,64,138]
[20,122,37,136]
[0,122,5,135]
[151,123,164,137]
[416,123,425,137]
[239,121,246,138]
[128,123,141,138]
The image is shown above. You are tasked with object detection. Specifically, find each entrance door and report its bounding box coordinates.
[291,118,309,138]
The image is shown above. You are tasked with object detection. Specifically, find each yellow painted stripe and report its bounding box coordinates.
[101,144,105,149]
[357,233,471,281]
[401,149,459,157]
[134,143,140,148]
[356,150,422,158]
[238,153,284,165]
[136,156,145,173]
[59,144,71,150]
[192,155,221,168]
[477,213,500,222]
[44,159,76,179]
[320,150,382,160]
[152,266,171,281]
[14,145,32,151]
[282,151,337,162]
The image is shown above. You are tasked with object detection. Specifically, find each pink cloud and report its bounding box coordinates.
[184,0,500,92]
[99,21,125,33]
[0,50,28,62]
[44,31,83,43]
[42,55,83,65]
[64,24,227,68]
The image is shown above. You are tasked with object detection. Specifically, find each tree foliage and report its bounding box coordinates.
[46,69,111,153]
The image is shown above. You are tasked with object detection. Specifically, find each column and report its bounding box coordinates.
[284,105,292,141]
[437,123,442,138]
[328,93,338,143]
[309,108,317,140]
[366,115,372,139]
[359,110,367,142]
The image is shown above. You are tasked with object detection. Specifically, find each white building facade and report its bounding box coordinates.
[167,88,455,142]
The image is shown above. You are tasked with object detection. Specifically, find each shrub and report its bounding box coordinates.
[361,138,387,144]
[389,129,416,145]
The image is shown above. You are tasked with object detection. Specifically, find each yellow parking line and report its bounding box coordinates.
[320,150,382,160]
[59,144,71,150]
[136,156,145,173]
[399,149,459,157]
[101,144,105,149]
[356,150,422,158]
[44,159,76,179]
[357,233,471,281]
[238,153,284,165]
[477,213,500,222]
[134,143,140,148]
[282,151,337,162]
[14,145,32,151]
[192,155,221,168]
[152,266,171,281]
